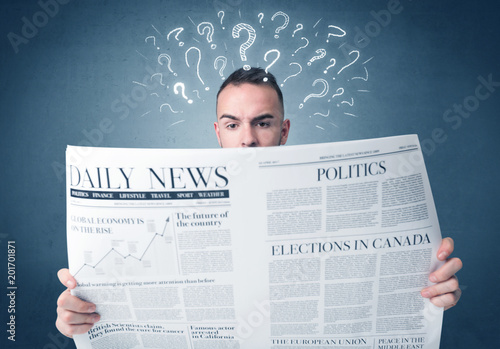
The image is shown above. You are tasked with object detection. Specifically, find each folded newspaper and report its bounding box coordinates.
[66,135,444,349]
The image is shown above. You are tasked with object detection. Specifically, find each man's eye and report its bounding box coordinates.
[226,123,237,129]
[257,122,270,127]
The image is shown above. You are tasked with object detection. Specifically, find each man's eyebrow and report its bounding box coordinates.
[252,114,276,121]
[219,114,239,121]
[219,114,276,121]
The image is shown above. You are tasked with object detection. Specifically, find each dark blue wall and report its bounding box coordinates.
[1,0,499,348]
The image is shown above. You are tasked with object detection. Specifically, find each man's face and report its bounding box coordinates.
[214,83,290,148]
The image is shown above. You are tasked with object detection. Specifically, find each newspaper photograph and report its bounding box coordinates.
[66,134,444,349]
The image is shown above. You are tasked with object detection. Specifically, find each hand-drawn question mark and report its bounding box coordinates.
[150,73,165,86]
[192,90,202,101]
[292,37,309,56]
[323,58,336,74]
[232,23,256,71]
[160,103,181,114]
[185,47,209,90]
[326,25,346,43]
[338,50,360,75]
[264,49,280,73]
[218,11,225,29]
[167,27,184,47]
[174,82,193,104]
[197,22,216,49]
[292,24,303,37]
[145,36,159,50]
[307,49,327,66]
[271,11,289,38]
[258,13,264,28]
[351,66,369,81]
[341,97,354,107]
[328,87,344,104]
[214,56,227,79]
[158,53,177,76]
[281,62,302,87]
[309,110,330,118]
[299,78,329,109]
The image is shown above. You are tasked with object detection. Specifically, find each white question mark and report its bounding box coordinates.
[160,103,181,114]
[158,53,177,76]
[299,78,329,109]
[145,36,159,50]
[292,24,303,37]
[323,58,336,74]
[338,50,360,75]
[281,62,302,87]
[192,90,202,100]
[150,73,165,86]
[258,13,264,28]
[232,23,256,71]
[326,25,346,43]
[214,56,227,79]
[174,82,193,104]
[167,27,184,47]
[292,37,309,56]
[341,97,354,107]
[271,11,289,38]
[328,87,344,104]
[197,22,216,49]
[264,49,280,73]
[218,11,225,29]
[351,66,369,81]
[307,48,327,66]
[185,47,209,91]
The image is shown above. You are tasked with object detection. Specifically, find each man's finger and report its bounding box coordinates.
[437,237,454,260]
[421,275,460,299]
[56,318,96,338]
[57,306,100,326]
[57,268,77,289]
[429,288,462,310]
[57,289,97,314]
[429,257,463,283]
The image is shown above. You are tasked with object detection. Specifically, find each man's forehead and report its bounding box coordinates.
[216,83,283,117]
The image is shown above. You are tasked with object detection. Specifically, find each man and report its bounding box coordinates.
[214,67,290,148]
[56,67,462,337]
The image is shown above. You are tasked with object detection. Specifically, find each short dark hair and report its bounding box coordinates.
[216,67,284,115]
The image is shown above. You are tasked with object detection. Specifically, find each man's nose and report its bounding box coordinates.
[241,125,257,147]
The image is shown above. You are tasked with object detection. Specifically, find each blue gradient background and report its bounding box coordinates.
[1,0,499,348]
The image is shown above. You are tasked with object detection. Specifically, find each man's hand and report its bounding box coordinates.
[56,268,100,338]
[421,237,462,310]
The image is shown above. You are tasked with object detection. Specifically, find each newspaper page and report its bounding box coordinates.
[66,134,444,349]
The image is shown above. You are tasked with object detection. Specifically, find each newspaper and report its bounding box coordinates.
[66,135,444,349]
